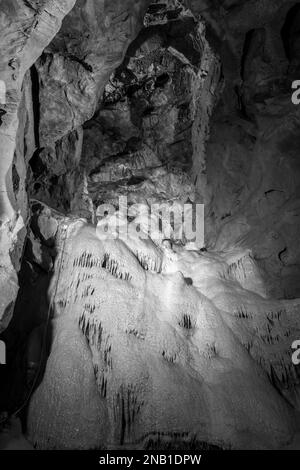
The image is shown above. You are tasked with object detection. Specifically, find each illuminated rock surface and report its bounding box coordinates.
[25,216,300,449]
[0,0,300,451]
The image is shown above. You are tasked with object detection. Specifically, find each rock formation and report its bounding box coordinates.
[0,0,77,332]
[26,212,300,449]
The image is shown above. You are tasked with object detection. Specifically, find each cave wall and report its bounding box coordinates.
[1,0,300,451]
[27,0,155,217]
[1,1,299,331]
[19,0,300,301]
[0,0,152,332]
[0,0,77,332]
[36,0,152,146]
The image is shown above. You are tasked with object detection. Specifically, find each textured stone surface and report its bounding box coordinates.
[29,6,221,224]
[0,417,33,450]
[0,0,77,221]
[0,0,150,331]
[0,0,76,331]
[36,0,151,146]
[27,216,300,449]
[197,1,300,299]
[1,0,300,451]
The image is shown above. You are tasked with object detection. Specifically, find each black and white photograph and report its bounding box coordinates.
[0,0,300,458]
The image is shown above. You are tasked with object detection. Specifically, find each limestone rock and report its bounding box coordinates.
[27,218,300,449]
[2,0,300,453]
[0,0,77,335]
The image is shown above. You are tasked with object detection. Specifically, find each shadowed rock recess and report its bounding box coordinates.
[1,0,300,450]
